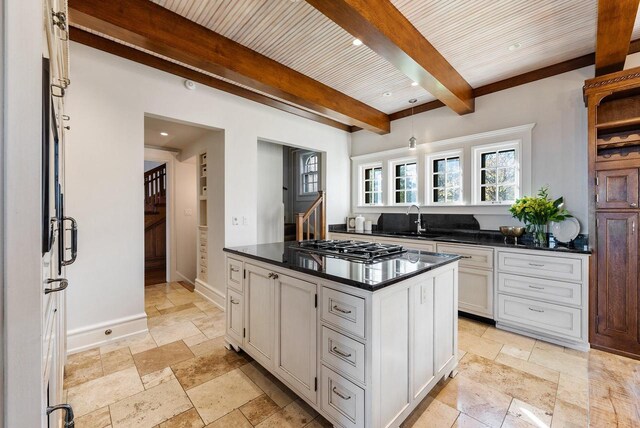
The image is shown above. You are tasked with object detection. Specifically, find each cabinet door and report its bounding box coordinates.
[244,264,275,368]
[596,169,639,209]
[458,267,494,318]
[274,274,318,403]
[595,212,640,355]
[412,278,434,399]
[226,289,244,345]
[434,268,457,374]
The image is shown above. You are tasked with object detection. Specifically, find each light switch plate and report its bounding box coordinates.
[232,217,239,225]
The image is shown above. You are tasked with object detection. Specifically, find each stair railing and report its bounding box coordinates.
[144,164,166,207]
[296,190,326,241]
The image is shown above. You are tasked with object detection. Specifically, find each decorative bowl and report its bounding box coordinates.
[499,226,525,243]
[499,226,525,238]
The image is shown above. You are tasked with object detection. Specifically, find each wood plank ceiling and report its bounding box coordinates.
[71,0,640,130]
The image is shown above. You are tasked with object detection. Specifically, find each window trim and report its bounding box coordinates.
[359,162,384,206]
[299,151,319,197]
[471,140,521,206]
[388,157,419,206]
[424,149,464,206]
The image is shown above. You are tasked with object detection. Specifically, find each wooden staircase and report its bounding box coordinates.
[144,164,167,284]
[295,190,326,241]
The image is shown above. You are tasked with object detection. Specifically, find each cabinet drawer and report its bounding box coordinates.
[321,287,366,339]
[498,273,582,306]
[497,294,582,339]
[321,326,365,384]
[437,244,493,269]
[226,257,243,292]
[498,252,582,282]
[321,365,365,428]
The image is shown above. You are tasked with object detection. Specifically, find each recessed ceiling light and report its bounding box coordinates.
[160,132,168,136]
[352,38,363,46]
[411,81,419,86]
[382,91,392,97]
[508,42,522,51]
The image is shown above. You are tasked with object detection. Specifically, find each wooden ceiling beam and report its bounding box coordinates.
[68,0,390,134]
[69,29,353,133]
[388,39,640,122]
[306,0,474,115]
[595,0,640,76]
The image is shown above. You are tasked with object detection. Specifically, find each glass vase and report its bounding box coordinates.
[529,223,548,246]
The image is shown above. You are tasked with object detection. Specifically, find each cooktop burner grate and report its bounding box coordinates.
[292,239,406,262]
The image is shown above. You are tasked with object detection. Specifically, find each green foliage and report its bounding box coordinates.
[509,186,572,227]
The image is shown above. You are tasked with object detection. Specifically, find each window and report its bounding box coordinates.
[362,165,383,205]
[472,142,520,204]
[426,151,462,204]
[392,160,417,204]
[301,153,319,194]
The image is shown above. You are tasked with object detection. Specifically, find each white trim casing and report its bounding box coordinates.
[424,149,464,206]
[66,312,149,355]
[471,140,523,206]
[358,161,384,207]
[388,156,419,206]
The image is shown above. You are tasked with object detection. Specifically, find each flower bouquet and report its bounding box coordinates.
[508,186,572,246]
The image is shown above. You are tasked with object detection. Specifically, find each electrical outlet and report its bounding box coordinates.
[232,217,239,226]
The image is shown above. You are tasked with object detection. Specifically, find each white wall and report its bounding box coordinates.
[174,157,197,282]
[352,66,592,231]
[257,141,284,244]
[65,43,351,341]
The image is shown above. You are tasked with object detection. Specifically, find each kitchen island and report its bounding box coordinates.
[223,241,460,428]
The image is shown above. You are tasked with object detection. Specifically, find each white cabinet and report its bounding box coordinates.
[274,274,318,403]
[244,264,275,368]
[437,243,494,319]
[226,254,459,428]
[495,249,590,351]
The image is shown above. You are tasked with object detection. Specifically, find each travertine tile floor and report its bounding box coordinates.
[65,282,640,428]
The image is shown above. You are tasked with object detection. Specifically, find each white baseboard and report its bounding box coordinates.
[195,278,225,310]
[176,271,195,286]
[67,312,148,355]
[496,322,590,352]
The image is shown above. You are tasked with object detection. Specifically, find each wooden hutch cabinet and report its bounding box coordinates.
[584,67,640,359]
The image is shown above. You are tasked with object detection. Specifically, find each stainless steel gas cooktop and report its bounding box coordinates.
[291,239,406,262]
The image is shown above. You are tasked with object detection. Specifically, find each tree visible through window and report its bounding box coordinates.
[432,155,461,203]
[302,153,318,194]
[480,149,517,203]
[363,166,382,205]
[394,162,417,204]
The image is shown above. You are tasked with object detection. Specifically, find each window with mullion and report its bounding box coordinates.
[301,153,319,194]
[432,156,461,203]
[393,161,417,204]
[480,149,517,203]
[363,166,382,205]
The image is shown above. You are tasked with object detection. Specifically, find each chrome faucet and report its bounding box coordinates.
[406,204,426,234]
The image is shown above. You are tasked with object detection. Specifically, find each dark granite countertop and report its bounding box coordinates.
[329,227,592,255]
[223,242,461,292]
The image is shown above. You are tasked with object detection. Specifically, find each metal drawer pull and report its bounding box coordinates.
[631,203,638,207]
[332,346,352,358]
[528,285,545,290]
[230,267,240,272]
[460,255,473,259]
[332,305,352,314]
[45,278,68,294]
[230,298,240,305]
[528,263,545,267]
[528,307,545,313]
[267,272,279,279]
[332,387,351,400]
